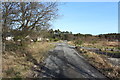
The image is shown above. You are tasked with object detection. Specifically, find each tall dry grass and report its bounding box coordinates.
[2,42,55,78]
[82,51,120,78]
[26,42,55,63]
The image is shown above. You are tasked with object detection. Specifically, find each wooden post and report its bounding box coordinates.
[0,1,2,78]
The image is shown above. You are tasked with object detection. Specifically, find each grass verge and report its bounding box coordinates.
[2,41,55,78]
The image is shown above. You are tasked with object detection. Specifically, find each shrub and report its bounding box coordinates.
[91,40,97,45]
[74,40,83,46]
[54,38,59,41]
[118,47,120,50]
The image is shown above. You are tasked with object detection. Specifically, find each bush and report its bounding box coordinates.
[5,68,21,78]
[118,47,120,50]
[49,38,54,41]
[91,40,97,45]
[5,41,22,51]
[13,36,23,41]
[74,40,83,46]
[54,38,59,41]
[5,68,14,76]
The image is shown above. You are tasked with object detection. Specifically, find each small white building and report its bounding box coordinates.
[30,39,34,42]
[46,38,50,41]
[6,36,14,41]
[17,39,21,42]
[37,37,43,41]
[5,32,14,41]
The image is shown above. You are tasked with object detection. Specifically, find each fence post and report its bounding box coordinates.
[0,1,2,78]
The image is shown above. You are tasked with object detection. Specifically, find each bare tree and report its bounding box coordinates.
[2,2,58,40]
[2,2,16,41]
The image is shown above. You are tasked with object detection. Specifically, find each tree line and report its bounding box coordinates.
[98,33,120,41]
[47,29,94,41]
[47,29,120,42]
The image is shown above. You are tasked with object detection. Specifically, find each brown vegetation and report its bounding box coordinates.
[2,42,55,78]
[79,49,120,78]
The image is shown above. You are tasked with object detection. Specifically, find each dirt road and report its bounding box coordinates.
[38,42,107,79]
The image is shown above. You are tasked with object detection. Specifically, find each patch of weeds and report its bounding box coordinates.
[5,68,14,76]
[5,67,21,78]
[118,47,120,50]
[102,68,114,72]
[82,54,88,58]
[14,72,21,78]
